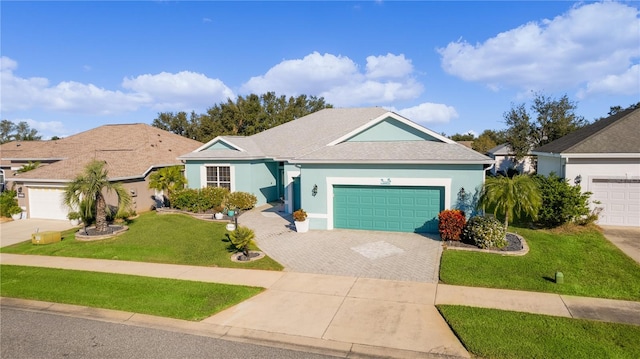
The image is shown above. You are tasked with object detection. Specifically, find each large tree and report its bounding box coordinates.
[479,174,542,231]
[1,120,42,144]
[503,93,587,160]
[472,129,507,154]
[152,92,332,142]
[64,160,132,232]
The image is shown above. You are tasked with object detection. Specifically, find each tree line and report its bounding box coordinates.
[152,92,332,143]
[446,93,639,158]
[0,120,42,144]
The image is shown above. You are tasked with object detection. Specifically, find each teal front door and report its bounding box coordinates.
[333,185,444,233]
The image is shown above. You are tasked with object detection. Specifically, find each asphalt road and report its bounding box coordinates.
[0,307,340,359]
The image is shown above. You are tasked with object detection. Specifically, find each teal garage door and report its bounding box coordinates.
[333,185,444,233]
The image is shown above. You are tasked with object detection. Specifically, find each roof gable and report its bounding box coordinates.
[340,118,442,143]
[327,112,453,146]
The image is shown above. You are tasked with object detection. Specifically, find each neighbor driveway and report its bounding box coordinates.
[0,219,74,248]
[601,226,640,264]
[238,204,443,283]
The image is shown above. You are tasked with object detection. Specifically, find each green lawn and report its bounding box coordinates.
[439,226,640,301]
[438,305,640,359]
[1,265,263,321]
[1,212,283,271]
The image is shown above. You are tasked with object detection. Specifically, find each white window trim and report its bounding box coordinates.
[325,177,451,230]
[200,164,235,192]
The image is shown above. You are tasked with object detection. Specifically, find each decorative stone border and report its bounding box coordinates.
[155,207,234,222]
[230,251,265,263]
[444,232,530,256]
[75,226,129,242]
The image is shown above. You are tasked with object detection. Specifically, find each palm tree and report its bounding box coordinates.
[148,166,186,207]
[64,160,132,232]
[479,174,542,231]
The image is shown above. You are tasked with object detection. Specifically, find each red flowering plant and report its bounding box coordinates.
[438,209,466,241]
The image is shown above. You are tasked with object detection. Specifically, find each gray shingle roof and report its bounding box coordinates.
[180,107,493,165]
[534,108,640,154]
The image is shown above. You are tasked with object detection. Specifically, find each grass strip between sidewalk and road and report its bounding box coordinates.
[1,265,263,321]
[0,212,284,271]
[440,225,640,301]
[438,305,640,359]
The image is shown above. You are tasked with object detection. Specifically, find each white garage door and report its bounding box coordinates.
[590,178,640,227]
[28,187,68,220]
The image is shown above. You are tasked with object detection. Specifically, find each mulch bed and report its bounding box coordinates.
[444,233,523,252]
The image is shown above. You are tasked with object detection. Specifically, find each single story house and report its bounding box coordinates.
[0,123,203,220]
[486,143,536,175]
[179,108,494,233]
[532,108,640,227]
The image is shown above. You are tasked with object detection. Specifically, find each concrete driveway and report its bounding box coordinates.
[601,226,640,264]
[239,204,444,283]
[0,219,74,248]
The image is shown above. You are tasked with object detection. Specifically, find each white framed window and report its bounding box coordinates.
[201,165,234,191]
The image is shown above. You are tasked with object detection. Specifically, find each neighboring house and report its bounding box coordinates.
[533,108,640,227]
[179,108,494,233]
[486,144,536,175]
[0,124,202,220]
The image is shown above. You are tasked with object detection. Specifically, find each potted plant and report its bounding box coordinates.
[67,211,81,226]
[293,209,309,233]
[213,205,224,220]
[8,205,22,220]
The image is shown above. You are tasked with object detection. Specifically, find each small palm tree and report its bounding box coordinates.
[148,166,186,207]
[228,226,255,259]
[479,174,542,231]
[64,160,132,232]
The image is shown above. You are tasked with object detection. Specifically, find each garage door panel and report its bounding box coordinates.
[591,178,639,227]
[28,187,68,220]
[333,185,444,233]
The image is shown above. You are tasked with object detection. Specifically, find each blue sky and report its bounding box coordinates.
[2,1,639,140]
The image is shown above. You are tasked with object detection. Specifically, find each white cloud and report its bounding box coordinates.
[578,64,640,99]
[438,1,640,97]
[241,51,423,106]
[0,57,235,115]
[394,102,459,124]
[365,53,413,79]
[122,71,235,111]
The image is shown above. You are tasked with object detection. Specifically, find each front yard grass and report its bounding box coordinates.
[0,265,263,321]
[439,226,640,301]
[0,212,283,271]
[438,305,640,359]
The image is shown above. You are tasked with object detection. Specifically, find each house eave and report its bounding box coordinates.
[290,159,495,165]
[533,152,639,159]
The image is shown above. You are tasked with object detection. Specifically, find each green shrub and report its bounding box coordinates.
[532,173,592,228]
[200,186,229,211]
[0,190,20,217]
[463,215,507,249]
[438,209,466,241]
[170,188,198,212]
[225,191,257,211]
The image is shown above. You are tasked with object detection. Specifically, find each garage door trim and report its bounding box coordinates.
[326,177,451,230]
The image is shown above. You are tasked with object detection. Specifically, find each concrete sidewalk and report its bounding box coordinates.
[2,254,640,358]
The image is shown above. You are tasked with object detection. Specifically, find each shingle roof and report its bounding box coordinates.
[534,108,640,154]
[1,123,203,181]
[180,107,492,164]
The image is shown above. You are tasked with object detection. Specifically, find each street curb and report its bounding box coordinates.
[0,297,467,359]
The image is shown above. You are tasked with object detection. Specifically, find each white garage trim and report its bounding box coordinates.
[325,177,451,230]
